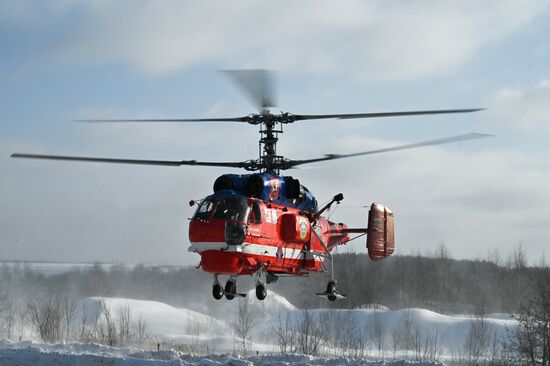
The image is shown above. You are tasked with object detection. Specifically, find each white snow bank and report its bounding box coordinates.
[76,296,517,355]
[259,307,516,354]
[0,340,445,366]
[81,297,231,340]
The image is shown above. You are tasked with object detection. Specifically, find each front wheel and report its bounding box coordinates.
[225,280,236,300]
[256,283,267,300]
[212,283,223,300]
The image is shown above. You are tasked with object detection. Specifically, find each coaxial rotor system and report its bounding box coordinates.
[12,70,490,173]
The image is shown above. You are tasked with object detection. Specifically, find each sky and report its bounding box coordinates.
[1,0,550,266]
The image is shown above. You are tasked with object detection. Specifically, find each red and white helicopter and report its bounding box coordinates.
[12,70,488,301]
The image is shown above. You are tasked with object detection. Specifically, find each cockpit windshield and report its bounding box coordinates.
[193,195,249,222]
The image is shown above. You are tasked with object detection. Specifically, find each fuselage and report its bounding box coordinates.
[188,174,350,277]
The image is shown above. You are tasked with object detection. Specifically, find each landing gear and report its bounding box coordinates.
[225,279,237,300]
[212,282,223,300]
[255,283,267,300]
[316,280,346,301]
[210,275,255,300]
[310,217,346,301]
[327,281,337,302]
[255,270,267,301]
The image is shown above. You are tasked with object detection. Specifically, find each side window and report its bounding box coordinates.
[248,202,262,224]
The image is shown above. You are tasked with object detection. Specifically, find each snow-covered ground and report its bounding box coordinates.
[0,340,446,366]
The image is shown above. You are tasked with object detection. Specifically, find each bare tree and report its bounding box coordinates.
[0,283,15,339]
[507,242,527,270]
[397,310,416,359]
[273,310,295,354]
[133,314,148,346]
[26,294,62,342]
[98,299,118,346]
[412,318,423,361]
[465,311,489,366]
[488,329,502,365]
[421,327,443,362]
[233,298,256,355]
[509,273,550,366]
[351,324,369,359]
[371,310,386,359]
[60,295,78,340]
[117,304,131,346]
[319,309,339,356]
[487,247,503,266]
[79,301,96,342]
[390,320,401,359]
[295,309,322,356]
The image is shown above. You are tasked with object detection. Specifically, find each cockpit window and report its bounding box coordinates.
[193,199,214,221]
[193,195,249,222]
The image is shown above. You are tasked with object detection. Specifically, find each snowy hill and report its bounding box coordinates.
[81,297,231,341]
[72,294,516,358]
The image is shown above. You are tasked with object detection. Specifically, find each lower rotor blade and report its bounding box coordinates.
[74,117,247,123]
[294,108,484,121]
[11,153,248,169]
[284,132,492,169]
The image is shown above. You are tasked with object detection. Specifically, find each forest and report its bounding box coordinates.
[1,248,549,364]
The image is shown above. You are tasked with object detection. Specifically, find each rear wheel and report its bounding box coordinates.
[225,280,236,300]
[327,281,337,302]
[212,283,223,300]
[256,283,267,300]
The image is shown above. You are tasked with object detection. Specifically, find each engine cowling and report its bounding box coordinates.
[366,203,395,261]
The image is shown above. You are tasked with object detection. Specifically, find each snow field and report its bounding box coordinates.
[0,290,517,364]
[0,340,447,365]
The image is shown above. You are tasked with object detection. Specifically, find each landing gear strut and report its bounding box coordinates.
[310,204,347,301]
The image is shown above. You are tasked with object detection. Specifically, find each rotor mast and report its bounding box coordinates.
[258,110,283,174]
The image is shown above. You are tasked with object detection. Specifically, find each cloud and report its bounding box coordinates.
[289,132,550,261]
[489,79,550,131]
[3,1,548,80]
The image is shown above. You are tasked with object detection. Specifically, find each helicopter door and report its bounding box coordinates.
[247,201,262,225]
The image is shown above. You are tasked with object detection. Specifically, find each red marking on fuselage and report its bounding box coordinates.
[269,179,281,200]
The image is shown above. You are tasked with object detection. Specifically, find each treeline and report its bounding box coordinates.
[0,248,548,314]
[281,250,549,313]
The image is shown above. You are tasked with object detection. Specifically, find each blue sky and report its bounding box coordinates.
[1,1,550,265]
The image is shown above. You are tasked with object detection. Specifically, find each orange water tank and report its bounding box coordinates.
[366,203,395,261]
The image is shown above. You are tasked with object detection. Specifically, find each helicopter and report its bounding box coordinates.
[11,70,489,301]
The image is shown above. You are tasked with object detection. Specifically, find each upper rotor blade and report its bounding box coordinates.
[74,117,248,123]
[293,108,484,121]
[11,153,249,169]
[285,132,492,168]
[223,69,276,110]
